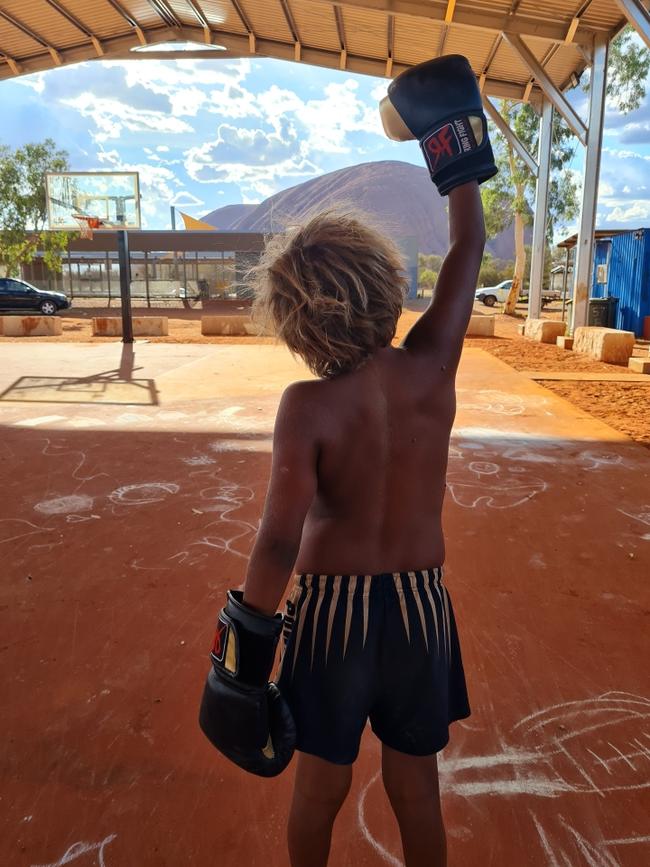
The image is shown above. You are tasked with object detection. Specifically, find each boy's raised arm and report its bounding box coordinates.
[379,54,495,373]
[402,181,486,370]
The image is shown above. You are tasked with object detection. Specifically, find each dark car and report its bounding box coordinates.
[0,278,69,315]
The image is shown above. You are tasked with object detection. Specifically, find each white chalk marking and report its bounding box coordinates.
[108,482,179,506]
[603,836,650,846]
[34,495,94,515]
[31,833,116,867]
[559,816,620,867]
[452,778,573,798]
[586,748,612,775]
[530,811,562,867]
[357,771,403,866]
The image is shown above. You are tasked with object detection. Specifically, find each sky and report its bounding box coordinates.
[4,50,650,238]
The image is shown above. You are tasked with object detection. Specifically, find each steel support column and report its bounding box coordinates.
[571,34,609,331]
[615,0,650,50]
[528,99,554,318]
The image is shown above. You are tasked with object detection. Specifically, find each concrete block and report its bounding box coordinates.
[201,315,250,336]
[573,327,635,364]
[1,315,62,337]
[556,336,574,350]
[524,318,566,344]
[92,317,168,337]
[628,356,650,374]
[466,315,495,337]
[517,323,525,336]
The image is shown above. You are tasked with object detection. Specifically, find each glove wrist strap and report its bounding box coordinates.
[210,590,282,687]
[419,113,487,179]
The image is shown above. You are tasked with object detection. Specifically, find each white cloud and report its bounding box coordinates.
[604,202,650,223]
[157,145,170,152]
[169,86,207,117]
[16,73,45,93]
[170,190,204,208]
[184,120,319,197]
[63,93,193,141]
[370,83,388,102]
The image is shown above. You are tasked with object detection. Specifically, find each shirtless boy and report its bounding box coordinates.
[200,55,497,867]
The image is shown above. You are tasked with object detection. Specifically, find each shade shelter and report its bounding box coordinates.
[2,0,650,329]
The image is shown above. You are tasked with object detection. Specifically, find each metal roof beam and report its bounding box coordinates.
[185,0,212,43]
[145,0,182,29]
[43,0,104,55]
[482,95,539,176]
[615,0,650,49]
[333,4,348,70]
[305,0,597,47]
[0,7,62,64]
[504,32,587,143]
[228,0,257,52]
[105,0,147,44]
[385,13,393,76]
[278,0,302,60]
[0,50,21,75]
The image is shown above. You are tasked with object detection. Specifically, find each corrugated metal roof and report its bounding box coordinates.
[0,0,632,105]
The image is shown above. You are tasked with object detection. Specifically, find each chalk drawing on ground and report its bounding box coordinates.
[31,833,116,867]
[618,505,650,541]
[456,390,548,417]
[579,450,624,471]
[531,811,650,867]
[34,495,94,515]
[108,482,180,507]
[360,691,650,865]
[40,438,108,485]
[447,461,548,509]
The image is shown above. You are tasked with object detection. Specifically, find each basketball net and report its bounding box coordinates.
[73,214,103,240]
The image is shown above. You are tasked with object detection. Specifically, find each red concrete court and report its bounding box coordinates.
[1,342,649,867]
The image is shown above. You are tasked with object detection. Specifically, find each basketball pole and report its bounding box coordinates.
[117,229,134,344]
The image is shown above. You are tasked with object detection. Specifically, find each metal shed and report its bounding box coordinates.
[590,229,650,337]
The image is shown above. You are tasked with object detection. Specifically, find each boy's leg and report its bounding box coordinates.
[288,751,353,867]
[381,743,447,867]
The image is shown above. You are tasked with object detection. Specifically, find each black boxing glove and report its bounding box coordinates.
[199,590,296,777]
[380,55,497,196]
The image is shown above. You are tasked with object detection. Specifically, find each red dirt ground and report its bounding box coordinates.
[1,344,649,867]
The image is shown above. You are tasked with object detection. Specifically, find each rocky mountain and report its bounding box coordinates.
[201,203,256,229]
[202,160,525,259]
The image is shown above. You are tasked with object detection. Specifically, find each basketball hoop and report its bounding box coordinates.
[73,214,103,240]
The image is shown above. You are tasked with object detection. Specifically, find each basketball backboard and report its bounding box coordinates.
[45,171,141,230]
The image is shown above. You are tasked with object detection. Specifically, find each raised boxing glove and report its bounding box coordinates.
[380,55,497,196]
[199,590,296,777]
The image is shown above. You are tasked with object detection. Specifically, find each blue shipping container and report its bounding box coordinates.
[590,229,650,336]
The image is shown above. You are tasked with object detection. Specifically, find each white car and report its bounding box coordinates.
[475,280,561,308]
[475,279,514,307]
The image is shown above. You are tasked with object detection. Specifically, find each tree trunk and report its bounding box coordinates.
[504,143,527,316]
[504,209,526,315]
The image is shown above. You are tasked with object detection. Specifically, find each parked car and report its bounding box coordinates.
[475,279,514,307]
[0,278,69,315]
[475,280,561,308]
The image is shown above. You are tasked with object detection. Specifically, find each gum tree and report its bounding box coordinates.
[0,139,71,278]
[483,25,650,315]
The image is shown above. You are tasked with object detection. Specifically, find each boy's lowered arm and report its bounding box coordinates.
[402,181,486,371]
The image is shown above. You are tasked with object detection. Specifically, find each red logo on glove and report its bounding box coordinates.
[424,123,461,171]
[211,619,228,661]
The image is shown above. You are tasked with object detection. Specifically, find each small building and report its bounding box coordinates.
[558,229,650,337]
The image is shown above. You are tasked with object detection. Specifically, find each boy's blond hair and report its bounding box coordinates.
[251,210,408,378]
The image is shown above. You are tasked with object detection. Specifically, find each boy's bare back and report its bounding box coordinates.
[293,345,456,575]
